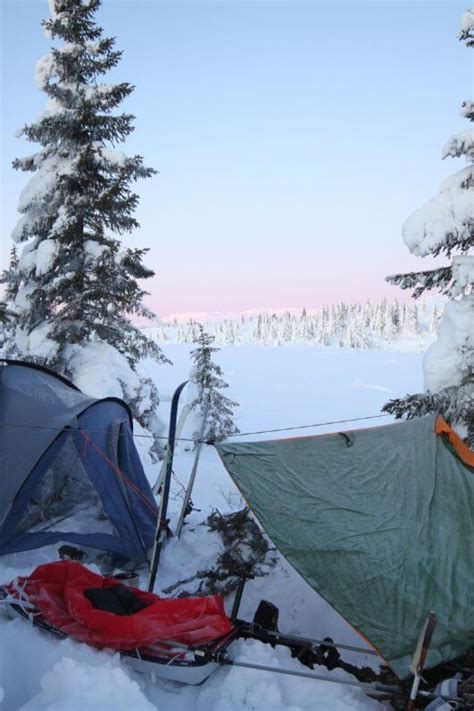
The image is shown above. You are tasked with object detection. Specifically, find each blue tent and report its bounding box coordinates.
[0,359,158,563]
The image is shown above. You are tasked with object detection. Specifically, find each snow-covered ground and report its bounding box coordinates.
[0,344,424,711]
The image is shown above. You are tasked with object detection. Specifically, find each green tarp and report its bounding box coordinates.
[216,414,474,678]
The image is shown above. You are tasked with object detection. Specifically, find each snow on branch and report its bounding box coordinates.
[402,167,474,257]
[387,267,452,298]
[452,255,474,296]
[460,6,474,45]
[383,386,474,446]
[461,100,474,120]
[442,130,474,160]
[35,53,56,87]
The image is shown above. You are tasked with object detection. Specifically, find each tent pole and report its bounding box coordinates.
[175,402,209,538]
[147,381,188,592]
[214,654,403,698]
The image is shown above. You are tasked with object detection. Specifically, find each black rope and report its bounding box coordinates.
[220,414,390,440]
[0,413,391,444]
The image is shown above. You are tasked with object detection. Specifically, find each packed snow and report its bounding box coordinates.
[0,343,425,710]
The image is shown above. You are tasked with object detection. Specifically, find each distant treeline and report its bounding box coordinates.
[142,300,441,349]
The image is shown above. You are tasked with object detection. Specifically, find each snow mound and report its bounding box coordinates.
[20,657,155,711]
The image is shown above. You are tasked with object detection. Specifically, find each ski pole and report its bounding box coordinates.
[176,402,209,538]
[148,381,188,592]
[153,403,192,495]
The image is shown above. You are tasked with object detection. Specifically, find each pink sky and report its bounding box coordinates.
[1,1,466,319]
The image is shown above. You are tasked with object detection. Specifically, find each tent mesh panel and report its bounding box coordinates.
[16,436,117,537]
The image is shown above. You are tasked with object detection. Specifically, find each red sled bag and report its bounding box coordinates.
[9,560,233,650]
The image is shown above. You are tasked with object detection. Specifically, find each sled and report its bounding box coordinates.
[0,592,224,685]
[0,559,236,686]
[2,565,467,707]
[1,559,462,707]
[0,585,226,685]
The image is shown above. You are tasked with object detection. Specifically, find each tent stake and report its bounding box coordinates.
[175,403,209,538]
[147,381,188,592]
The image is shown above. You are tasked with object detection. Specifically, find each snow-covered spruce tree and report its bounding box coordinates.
[384,7,474,444]
[189,325,239,444]
[1,0,169,457]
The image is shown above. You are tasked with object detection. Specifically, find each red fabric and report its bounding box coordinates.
[9,560,233,650]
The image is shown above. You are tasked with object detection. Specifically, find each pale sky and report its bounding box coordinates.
[0,0,471,318]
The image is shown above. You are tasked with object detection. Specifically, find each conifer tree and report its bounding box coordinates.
[0,0,168,455]
[189,325,239,444]
[384,7,474,443]
[0,247,20,352]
